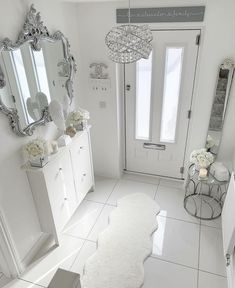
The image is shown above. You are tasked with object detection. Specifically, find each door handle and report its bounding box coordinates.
[143,143,166,150]
[126,84,131,91]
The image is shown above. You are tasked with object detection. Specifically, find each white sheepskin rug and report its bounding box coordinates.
[81,193,160,288]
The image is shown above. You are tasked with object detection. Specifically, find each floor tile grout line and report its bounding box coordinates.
[158,214,200,226]
[104,178,120,205]
[198,268,227,278]
[199,222,222,230]
[18,277,46,287]
[70,217,103,271]
[86,177,119,206]
[63,200,106,234]
[87,182,118,236]
[86,202,111,239]
[63,233,97,244]
[150,255,227,279]
[150,255,198,271]
[68,180,120,271]
[67,238,87,271]
[67,202,107,271]
[153,183,160,200]
[63,179,120,272]
[85,199,116,207]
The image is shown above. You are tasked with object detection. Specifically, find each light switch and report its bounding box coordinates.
[89,78,111,92]
[99,101,106,108]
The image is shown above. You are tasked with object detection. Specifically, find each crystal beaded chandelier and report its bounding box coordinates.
[105,0,153,64]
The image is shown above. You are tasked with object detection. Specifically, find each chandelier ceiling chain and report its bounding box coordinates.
[105,0,153,64]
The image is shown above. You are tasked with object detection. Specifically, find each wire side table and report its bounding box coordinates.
[184,164,229,220]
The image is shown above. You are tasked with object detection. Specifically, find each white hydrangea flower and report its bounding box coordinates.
[23,138,48,160]
[67,108,90,126]
[190,148,214,168]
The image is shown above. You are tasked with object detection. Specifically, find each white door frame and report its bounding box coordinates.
[122,27,204,179]
[0,210,23,278]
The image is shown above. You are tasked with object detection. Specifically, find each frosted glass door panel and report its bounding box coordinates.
[135,52,152,140]
[160,47,184,143]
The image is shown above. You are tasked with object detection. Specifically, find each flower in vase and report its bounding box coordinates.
[67,108,90,127]
[190,148,214,168]
[23,138,48,160]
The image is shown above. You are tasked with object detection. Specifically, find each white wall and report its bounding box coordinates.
[0,0,80,263]
[75,0,235,177]
[76,2,121,178]
[187,0,235,170]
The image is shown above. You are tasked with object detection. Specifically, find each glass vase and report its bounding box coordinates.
[30,155,48,168]
[75,120,88,131]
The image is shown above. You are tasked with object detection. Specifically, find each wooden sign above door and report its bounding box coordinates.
[116,6,205,23]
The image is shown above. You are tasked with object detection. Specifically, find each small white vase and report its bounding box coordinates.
[30,155,48,168]
[75,120,88,131]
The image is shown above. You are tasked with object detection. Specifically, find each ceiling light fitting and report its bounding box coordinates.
[105,0,153,64]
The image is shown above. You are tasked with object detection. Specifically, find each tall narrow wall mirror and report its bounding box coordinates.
[0,4,76,136]
[206,58,234,155]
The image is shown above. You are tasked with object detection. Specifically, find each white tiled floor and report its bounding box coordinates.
[152,216,200,268]
[5,174,227,288]
[156,185,200,224]
[106,179,157,206]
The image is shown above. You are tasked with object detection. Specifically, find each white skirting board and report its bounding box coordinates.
[222,172,235,288]
[226,253,235,288]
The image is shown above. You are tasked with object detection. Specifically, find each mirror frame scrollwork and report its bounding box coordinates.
[0,4,77,136]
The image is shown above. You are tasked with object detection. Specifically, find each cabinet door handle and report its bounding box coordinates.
[64,197,68,201]
[80,146,84,150]
[59,168,62,171]
[83,173,86,177]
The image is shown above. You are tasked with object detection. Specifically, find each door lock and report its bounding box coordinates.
[126,84,131,91]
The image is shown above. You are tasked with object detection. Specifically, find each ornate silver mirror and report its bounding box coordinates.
[206,58,234,155]
[0,4,76,136]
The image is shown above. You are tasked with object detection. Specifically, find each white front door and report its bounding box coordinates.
[125,30,200,178]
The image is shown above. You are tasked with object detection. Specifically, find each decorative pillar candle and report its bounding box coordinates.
[199,167,208,179]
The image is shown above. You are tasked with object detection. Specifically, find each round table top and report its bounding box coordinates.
[188,164,229,186]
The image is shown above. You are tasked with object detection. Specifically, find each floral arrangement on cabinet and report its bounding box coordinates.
[66,108,90,136]
[23,138,49,167]
[190,148,214,180]
[48,96,90,138]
